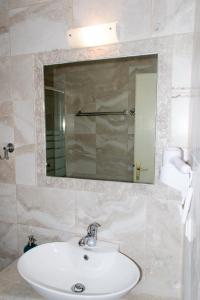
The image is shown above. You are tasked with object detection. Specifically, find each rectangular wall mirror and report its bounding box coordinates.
[44,55,157,183]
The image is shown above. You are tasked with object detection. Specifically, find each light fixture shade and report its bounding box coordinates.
[67,22,119,48]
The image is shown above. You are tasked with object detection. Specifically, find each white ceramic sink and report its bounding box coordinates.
[17,240,141,300]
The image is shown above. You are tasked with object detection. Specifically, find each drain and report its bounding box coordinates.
[71,283,85,293]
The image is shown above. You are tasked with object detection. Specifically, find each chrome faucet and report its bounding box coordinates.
[79,223,101,247]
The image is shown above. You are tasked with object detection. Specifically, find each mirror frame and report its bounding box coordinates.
[35,38,172,190]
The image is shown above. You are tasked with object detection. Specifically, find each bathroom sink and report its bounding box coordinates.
[17,240,141,300]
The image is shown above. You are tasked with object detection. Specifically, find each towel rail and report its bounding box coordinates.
[75,110,135,117]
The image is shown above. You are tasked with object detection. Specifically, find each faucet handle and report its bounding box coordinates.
[87,222,101,237]
[87,222,101,230]
[92,222,101,228]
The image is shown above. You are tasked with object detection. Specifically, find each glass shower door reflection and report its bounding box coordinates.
[45,88,66,177]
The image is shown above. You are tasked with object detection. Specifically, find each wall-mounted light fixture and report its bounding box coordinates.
[67,22,119,48]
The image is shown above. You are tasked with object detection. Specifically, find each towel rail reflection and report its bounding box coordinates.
[76,110,135,117]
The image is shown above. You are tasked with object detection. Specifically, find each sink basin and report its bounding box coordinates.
[17,240,141,300]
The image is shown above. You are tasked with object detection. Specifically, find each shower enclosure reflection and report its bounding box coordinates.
[45,88,66,177]
[44,55,157,183]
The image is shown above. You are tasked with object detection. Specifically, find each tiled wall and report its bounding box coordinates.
[0,1,196,299]
[65,59,135,181]
[183,0,200,299]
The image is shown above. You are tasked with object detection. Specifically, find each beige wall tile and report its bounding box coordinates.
[0,33,10,57]
[0,101,14,147]
[0,183,17,224]
[8,0,50,10]
[0,123,14,150]
[0,57,10,102]
[170,94,190,149]
[0,158,15,184]
[14,100,35,147]
[9,0,73,55]
[152,0,195,36]
[17,185,76,232]
[145,198,182,299]
[0,1,8,27]
[172,34,194,88]
[15,145,36,185]
[76,191,146,244]
[0,222,18,271]
[0,1,10,57]
[10,55,34,102]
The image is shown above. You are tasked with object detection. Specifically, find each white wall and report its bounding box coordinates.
[183,0,200,299]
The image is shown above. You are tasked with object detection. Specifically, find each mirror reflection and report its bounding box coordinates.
[44,55,157,183]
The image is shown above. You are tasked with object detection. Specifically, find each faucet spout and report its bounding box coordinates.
[87,223,101,240]
[78,237,86,247]
[78,223,101,248]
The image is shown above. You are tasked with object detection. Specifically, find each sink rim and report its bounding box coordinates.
[17,241,142,298]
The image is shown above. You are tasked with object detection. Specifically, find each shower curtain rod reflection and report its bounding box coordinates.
[76,109,135,117]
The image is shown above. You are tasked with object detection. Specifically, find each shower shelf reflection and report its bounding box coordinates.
[75,109,135,117]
